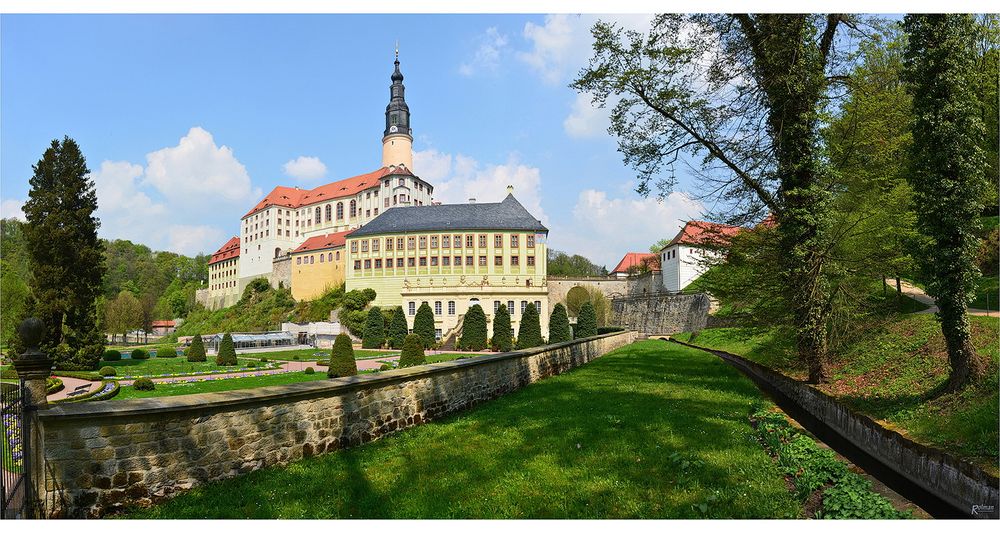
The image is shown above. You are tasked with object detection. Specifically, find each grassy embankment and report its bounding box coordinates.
[124,341,804,518]
[675,313,999,476]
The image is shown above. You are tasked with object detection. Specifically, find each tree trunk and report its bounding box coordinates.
[882,275,887,295]
[938,297,986,392]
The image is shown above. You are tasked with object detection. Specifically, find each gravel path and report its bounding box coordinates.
[888,279,995,316]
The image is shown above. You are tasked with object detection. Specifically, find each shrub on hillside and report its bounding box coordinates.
[130,348,149,360]
[398,334,426,368]
[155,345,177,358]
[459,304,488,351]
[517,303,543,349]
[387,306,408,349]
[327,333,358,378]
[99,366,117,377]
[413,302,436,348]
[577,302,598,338]
[133,377,155,391]
[362,306,386,348]
[549,303,572,344]
[102,349,121,362]
[215,333,238,366]
[186,334,206,362]
[491,304,513,352]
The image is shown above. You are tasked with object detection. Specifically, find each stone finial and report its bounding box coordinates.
[17,317,45,359]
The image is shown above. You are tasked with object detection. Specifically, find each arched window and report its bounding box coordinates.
[314,207,321,223]
[349,200,357,217]
[274,247,281,258]
[325,204,332,222]
[336,202,344,220]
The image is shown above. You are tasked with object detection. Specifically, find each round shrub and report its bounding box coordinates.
[327,333,358,378]
[155,345,178,358]
[247,361,256,368]
[131,348,149,360]
[99,366,117,377]
[304,367,315,375]
[379,363,392,371]
[102,350,122,361]
[186,334,207,362]
[293,355,300,360]
[133,377,155,391]
[398,334,426,368]
[260,357,268,363]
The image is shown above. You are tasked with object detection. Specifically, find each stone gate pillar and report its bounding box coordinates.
[11,317,54,518]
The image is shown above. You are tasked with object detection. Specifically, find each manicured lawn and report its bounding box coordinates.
[124,340,800,518]
[675,313,1000,476]
[971,274,999,311]
[101,356,275,378]
[253,348,399,361]
[114,370,330,400]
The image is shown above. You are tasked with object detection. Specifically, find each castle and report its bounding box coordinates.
[198,53,551,340]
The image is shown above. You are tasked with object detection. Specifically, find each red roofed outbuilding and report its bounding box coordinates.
[659,220,744,292]
[289,230,353,301]
[610,252,661,278]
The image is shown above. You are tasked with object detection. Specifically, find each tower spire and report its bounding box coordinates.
[382,45,413,169]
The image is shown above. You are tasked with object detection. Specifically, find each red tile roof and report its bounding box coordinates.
[151,320,175,327]
[208,236,240,265]
[666,220,743,248]
[611,252,660,274]
[243,165,416,219]
[291,230,353,254]
[755,213,778,229]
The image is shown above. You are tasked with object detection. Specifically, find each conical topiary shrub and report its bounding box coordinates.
[459,304,488,351]
[362,306,386,349]
[398,333,426,368]
[549,303,572,344]
[577,301,598,338]
[327,333,358,378]
[388,306,408,349]
[413,302,436,348]
[186,333,206,362]
[491,304,513,352]
[215,333,237,366]
[517,303,543,349]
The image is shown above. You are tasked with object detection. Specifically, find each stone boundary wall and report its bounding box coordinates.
[671,339,999,519]
[37,331,637,517]
[611,293,710,335]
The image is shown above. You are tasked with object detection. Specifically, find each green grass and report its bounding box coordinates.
[123,340,801,519]
[114,370,331,400]
[675,313,1000,476]
[971,274,999,311]
[101,356,275,378]
[255,348,399,361]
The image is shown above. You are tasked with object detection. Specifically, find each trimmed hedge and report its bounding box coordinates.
[102,350,122,362]
[133,377,155,391]
[98,366,117,377]
[215,333,238,366]
[398,334,426,368]
[459,304,488,351]
[516,303,543,349]
[187,334,206,362]
[387,306,408,349]
[362,307,386,349]
[491,304,513,352]
[576,302,598,338]
[304,367,315,375]
[130,348,149,360]
[413,302,436,348]
[327,333,358,378]
[155,345,178,358]
[549,303,572,344]
[597,326,625,334]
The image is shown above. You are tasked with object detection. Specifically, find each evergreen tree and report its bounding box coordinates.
[327,333,358,378]
[549,303,573,344]
[186,333,206,362]
[362,306,386,348]
[412,302,436,348]
[903,14,989,390]
[398,333,426,368]
[459,304,488,351]
[491,304,513,352]
[517,303,543,349]
[387,306,408,349]
[215,333,237,366]
[577,302,598,338]
[22,136,106,369]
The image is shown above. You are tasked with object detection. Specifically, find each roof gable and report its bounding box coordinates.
[665,220,743,249]
[208,236,240,265]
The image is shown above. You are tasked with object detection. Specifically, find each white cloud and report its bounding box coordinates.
[413,149,547,226]
[459,27,509,77]
[519,14,653,85]
[549,189,704,269]
[283,156,328,181]
[564,92,610,139]
[144,126,259,205]
[167,225,227,256]
[0,199,25,221]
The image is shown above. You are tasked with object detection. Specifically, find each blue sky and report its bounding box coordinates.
[1,14,707,268]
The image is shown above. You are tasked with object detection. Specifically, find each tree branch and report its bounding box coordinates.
[821,14,843,60]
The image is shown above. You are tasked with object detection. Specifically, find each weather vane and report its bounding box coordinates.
[395,40,399,60]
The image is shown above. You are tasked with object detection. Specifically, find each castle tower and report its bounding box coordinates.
[382,46,413,169]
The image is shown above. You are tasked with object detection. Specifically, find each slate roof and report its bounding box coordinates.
[348,194,548,237]
[208,237,240,265]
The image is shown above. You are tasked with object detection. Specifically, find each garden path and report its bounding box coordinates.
[114,356,402,386]
[46,376,97,401]
[887,279,995,316]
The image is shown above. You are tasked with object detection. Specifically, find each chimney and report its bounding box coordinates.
[468,198,476,204]
[506,185,514,194]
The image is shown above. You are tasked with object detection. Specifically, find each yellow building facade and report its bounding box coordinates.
[205,237,241,310]
[346,193,550,342]
[289,231,351,301]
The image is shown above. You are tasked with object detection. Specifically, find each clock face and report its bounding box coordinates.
[389,125,398,133]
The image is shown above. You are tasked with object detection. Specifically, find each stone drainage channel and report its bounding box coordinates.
[666,338,985,520]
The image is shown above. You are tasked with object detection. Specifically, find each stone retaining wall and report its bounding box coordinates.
[612,293,710,335]
[37,331,637,517]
